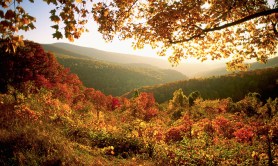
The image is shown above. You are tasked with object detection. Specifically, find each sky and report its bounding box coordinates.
[18,1,161,58]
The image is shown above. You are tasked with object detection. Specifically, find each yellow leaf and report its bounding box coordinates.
[68,35,74,42]
[103,10,109,17]
[75,0,82,3]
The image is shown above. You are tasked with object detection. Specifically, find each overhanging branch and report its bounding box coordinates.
[170,8,278,44]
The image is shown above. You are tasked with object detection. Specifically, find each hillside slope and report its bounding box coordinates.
[123,67,278,103]
[54,53,187,96]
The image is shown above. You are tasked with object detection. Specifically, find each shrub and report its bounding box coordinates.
[168,88,188,110]
[90,131,145,158]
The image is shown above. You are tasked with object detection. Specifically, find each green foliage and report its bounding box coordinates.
[188,91,201,107]
[169,88,188,109]
[90,131,145,158]
[231,92,263,116]
[133,89,139,98]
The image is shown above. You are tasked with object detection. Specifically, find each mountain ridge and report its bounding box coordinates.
[42,44,187,96]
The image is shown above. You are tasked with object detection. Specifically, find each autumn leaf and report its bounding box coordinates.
[5,10,15,19]
[50,15,60,23]
[52,31,63,39]
[103,9,109,17]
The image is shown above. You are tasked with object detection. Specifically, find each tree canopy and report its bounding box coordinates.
[1,0,278,70]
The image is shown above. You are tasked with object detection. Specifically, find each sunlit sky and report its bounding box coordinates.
[18,1,160,58]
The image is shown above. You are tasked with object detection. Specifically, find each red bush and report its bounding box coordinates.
[132,92,158,121]
[233,126,254,143]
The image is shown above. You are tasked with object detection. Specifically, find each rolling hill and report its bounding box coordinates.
[42,46,187,96]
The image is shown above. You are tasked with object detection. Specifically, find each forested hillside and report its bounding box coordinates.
[123,67,278,103]
[55,53,186,96]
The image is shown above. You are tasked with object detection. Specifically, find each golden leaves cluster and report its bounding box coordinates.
[46,0,89,42]
[1,0,278,70]
[93,0,278,70]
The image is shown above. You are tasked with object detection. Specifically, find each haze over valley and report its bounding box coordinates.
[42,43,226,78]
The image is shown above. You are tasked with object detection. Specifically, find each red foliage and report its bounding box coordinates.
[111,97,121,110]
[0,41,52,92]
[144,108,158,121]
[36,75,52,89]
[84,88,95,99]
[0,41,84,104]
[233,126,254,143]
[133,92,158,121]
[212,116,235,138]
[136,92,156,109]
[164,115,192,142]
[14,105,39,121]
[85,89,107,110]
[84,88,112,111]
[121,97,131,109]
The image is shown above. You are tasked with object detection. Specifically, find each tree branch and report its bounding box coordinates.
[170,8,278,44]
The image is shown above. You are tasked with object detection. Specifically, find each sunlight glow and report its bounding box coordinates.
[201,2,211,9]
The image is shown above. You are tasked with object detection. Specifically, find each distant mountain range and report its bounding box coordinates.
[42,43,226,77]
[42,43,187,96]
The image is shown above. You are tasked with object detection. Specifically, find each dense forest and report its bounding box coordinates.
[123,67,278,103]
[0,41,278,165]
